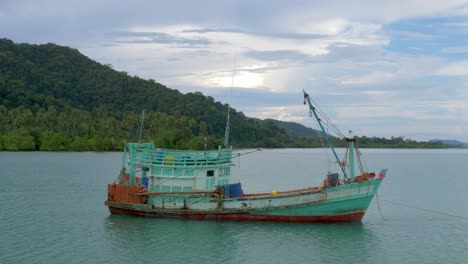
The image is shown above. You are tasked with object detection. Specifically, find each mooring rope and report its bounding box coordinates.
[238,149,260,157]
[375,192,386,220]
[382,199,468,221]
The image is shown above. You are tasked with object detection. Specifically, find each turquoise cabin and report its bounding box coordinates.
[121,143,239,195]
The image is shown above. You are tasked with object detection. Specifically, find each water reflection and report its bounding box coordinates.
[104,215,240,262]
[103,216,381,264]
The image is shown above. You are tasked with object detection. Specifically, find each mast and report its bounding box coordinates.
[303,91,347,179]
[224,51,237,148]
[224,105,231,147]
[139,110,145,143]
[347,135,355,181]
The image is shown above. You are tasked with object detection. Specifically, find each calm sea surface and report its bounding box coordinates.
[1,149,467,264]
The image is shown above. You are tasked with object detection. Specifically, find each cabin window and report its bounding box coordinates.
[206,170,214,177]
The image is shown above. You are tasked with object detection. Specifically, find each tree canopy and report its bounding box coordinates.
[0,38,450,151]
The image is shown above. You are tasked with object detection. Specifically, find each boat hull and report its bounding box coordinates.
[107,205,365,222]
[106,178,383,223]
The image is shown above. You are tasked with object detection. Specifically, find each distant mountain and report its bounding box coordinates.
[430,139,468,148]
[269,119,320,138]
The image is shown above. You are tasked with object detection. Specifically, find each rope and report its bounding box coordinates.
[239,149,260,157]
[383,199,468,221]
[358,147,368,172]
[354,144,365,174]
[375,192,386,220]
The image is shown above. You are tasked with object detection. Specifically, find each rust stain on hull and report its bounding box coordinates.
[108,206,364,222]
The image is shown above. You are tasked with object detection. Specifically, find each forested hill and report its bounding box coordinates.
[270,119,320,137]
[0,38,317,150]
[0,38,232,135]
[0,38,450,151]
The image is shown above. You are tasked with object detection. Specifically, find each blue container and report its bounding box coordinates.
[141,177,149,188]
[229,183,243,198]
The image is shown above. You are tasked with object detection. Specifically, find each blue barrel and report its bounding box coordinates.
[141,177,149,188]
[229,183,243,198]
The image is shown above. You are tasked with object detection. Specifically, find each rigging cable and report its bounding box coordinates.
[354,143,365,174]
[382,199,468,221]
[309,97,346,138]
[311,110,326,149]
[306,94,346,179]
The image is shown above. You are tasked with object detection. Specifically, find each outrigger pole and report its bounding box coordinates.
[303,91,348,179]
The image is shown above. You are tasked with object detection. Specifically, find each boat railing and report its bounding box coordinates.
[126,143,237,168]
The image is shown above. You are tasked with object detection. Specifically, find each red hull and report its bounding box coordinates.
[108,206,365,222]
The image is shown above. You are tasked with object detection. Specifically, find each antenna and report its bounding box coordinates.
[139,110,145,142]
[224,51,237,148]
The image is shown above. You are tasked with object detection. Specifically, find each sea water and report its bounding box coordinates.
[1,149,467,264]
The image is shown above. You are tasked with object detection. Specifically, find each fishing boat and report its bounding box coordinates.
[105,91,387,222]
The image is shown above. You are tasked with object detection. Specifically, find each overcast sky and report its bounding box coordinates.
[2,0,468,141]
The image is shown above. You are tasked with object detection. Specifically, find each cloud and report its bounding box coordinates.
[387,30,439,40]
[341,71,395,85]
[242,105,309,123]
[437,61,468,76]
[97,20,389,92]
[113,32,214,47]
[442,46,468,53]
[3,0,468,141]
[243,50,311,62]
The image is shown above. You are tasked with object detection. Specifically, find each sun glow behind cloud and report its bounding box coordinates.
[89,15,468,140]
[106,21,389,91]
[209,71,264,89]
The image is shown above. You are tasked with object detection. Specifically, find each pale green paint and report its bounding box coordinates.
[126,142,236,169]
[123,142,237,188]
[217,177,228,186]
[174,168,184,177]
[252,180,382,216]
[252,194,373,216]
[323,179,381,193]
[205,177,215,189]
[152,168,161,175]
[163,168,172,176]
[142,178,384,217]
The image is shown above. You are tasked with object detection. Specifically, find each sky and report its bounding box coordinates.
[1,0,468,141]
